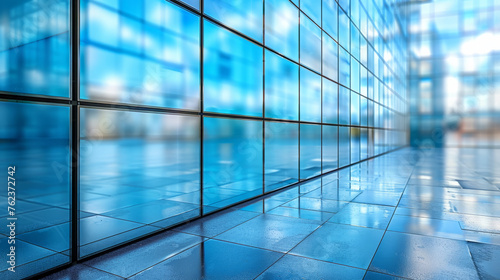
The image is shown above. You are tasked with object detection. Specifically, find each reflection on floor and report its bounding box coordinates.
[43,148,500,280]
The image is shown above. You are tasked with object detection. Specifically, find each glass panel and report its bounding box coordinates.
[339,47,351,87]
[204,0,263,42]
[265,0,299,61]
[322,78,338,124]
[204,20,263,117]
[339,126,350,167]
[265,121,299,192]
[322,0,338,40]
[351,57,360,93]
[350,22,359,59]
[300,124,321,179]
[322,125,339,172]
[203,117,263,213]
[351,91,360,125]
[0,0,70,97]
[322,32,339,81]
[339,8,350,52]
[265,50,299,120]
[179,0,199,10]
[351,127,360,163]
[301,0,321,25]
[0,101,71,277]
[79,108,200,257]
[300,13,321,72]
[360,127,368,160]
[339,85,350,125]
[300,67,322,123]
[360,96,368,126]
[80,0,200,109]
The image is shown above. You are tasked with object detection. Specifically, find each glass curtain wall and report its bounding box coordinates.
[0,0,408,278]
[408,0,500,147]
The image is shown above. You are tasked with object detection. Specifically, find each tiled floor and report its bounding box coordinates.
[42,148,500,280]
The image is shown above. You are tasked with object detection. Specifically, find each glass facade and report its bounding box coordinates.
[408,0,500,147]
[0,0,408,277]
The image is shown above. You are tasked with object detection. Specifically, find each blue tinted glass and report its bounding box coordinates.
[203,117,263,213]
[351,91,359,125]
[360,128,368,160]
[339,126,350,167]
[339,85,350,125]
[351,0,359,26]
[322,125,339,172]
[300,67,322,123]
[360,66,368,96]
[351,127,360,163]
[351,22,360,59]
[301,0,321,25]
[204,0,263,42]
[265,0,299,61]
[0,0,70,97]
[204,20,263,117]
[300,124,321,179]
[339,47,351,87]
[300,13,322,72]
[322,33,339,81]
[0,101,71,273]
[360,96,368,126]
[265,122,299,192]
[339,8,350,52]
[322,0,338,39]
[80,0,200,109]
[79,108,200,257]
[322,78,338,124]
[179,0,199,10]
[265,50,299,120]
[351,58,360,93]
[338,0,350,16]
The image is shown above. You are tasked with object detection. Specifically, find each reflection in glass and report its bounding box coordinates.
[301,0,321,25]
[80,0,200,109]
[265,122,299,192]
[0,0,70,97]
[323,125,339,172]
[265,50,299,120]
[204,0,263,42]
[79,108,200,257]
[351,58,360,93]
[323,0,338,40]
[0,101,70,276]
[339,126,350,167]
[300,124,322,179]
[360,128,368,160]
[351,91,360,125]
[351,127,360,163]
[323,33,339,81]
[265,0,299,61]
[204,20,263,117]
[323,78,339,124]
[300,13,322,72]
[203,117,263,213]
[339,8,350,52]
[360,96,368,126]
[300,67,322,123]
[339,86,351,125]
[339,47,351,87]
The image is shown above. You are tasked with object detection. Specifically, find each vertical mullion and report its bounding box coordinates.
[200,1,204,217]
[70,0,80,263]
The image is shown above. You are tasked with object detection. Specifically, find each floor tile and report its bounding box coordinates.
[40,264,124,280]
[256,254,365,280]
[281,197,348,213]
[363,271,407,280]
[329,203,394,229]
[468,242,500,280]
[129,239,282,280]
[83,231,204,278]
[352,191,401,207]
[173,209,260,237]
[369,231,479,280]
[290,223,384,269]
[388,215,465,240]
[266,206,335,221]
[216,214,321,252]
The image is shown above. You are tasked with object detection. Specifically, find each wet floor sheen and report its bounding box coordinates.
[42,148,500,280]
